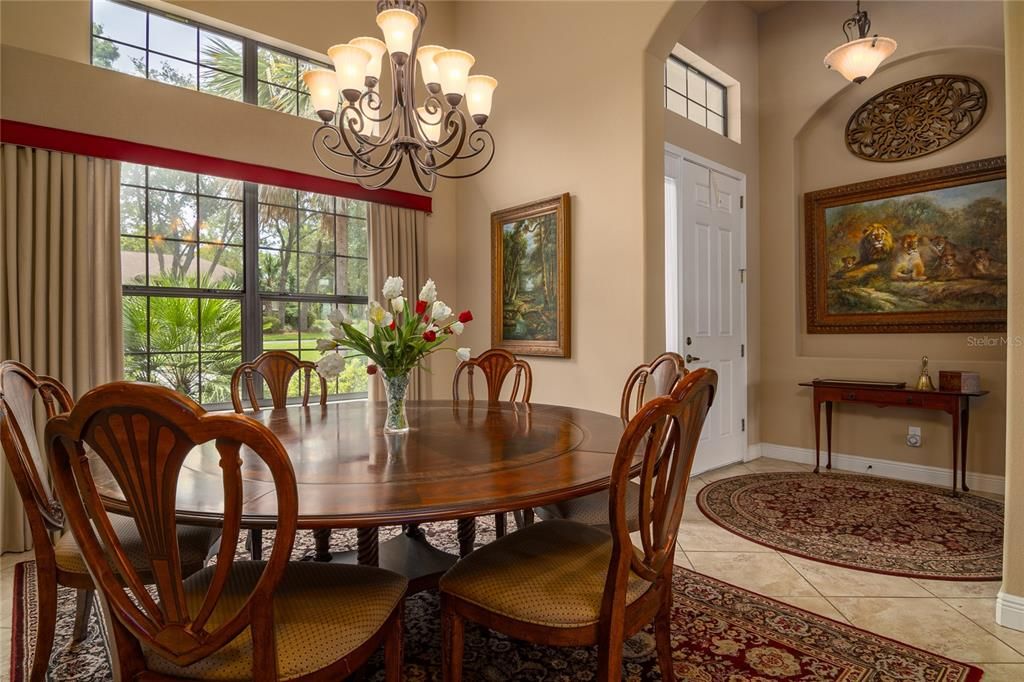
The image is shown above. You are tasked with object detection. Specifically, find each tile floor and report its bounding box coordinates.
[1,457,1021,679]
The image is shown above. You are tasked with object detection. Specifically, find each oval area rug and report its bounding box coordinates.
[696,471,1003,580]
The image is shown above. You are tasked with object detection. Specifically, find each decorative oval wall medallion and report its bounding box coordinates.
[845,75,987,162]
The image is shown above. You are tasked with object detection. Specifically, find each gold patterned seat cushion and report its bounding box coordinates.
[54,514,219,579]
[439,519,652,628]
[143,561,407,681]
[536,481,642,532]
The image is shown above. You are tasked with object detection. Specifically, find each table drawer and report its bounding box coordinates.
[836,389,924,407]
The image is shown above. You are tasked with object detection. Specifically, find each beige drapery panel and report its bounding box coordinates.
[367,204,429,400]
[0,145,122,552]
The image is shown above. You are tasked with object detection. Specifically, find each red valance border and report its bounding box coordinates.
[0,119,432,213]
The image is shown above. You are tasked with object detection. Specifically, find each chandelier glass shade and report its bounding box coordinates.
[823,1,896,84]
[305,0,496,192]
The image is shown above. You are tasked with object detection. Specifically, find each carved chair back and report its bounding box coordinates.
[45,382,299,675]
[0,361,74,555]
[619,352,686,423]
[230,351,327,412]
[452,349,532,403]
[604,368,716,613]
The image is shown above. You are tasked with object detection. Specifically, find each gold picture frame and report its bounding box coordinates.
[491,194,571,357]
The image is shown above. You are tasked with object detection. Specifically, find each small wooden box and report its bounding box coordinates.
[939,371,981,393]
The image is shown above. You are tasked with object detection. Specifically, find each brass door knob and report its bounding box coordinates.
[686,354,702,363]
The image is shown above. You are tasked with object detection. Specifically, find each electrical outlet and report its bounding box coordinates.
[907,425,922,448]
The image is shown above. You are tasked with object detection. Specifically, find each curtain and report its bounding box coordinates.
[367,204,429,400]
[0,145,122,552]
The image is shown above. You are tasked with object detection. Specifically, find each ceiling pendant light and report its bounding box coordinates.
[823,0,897,84]
[305,0,497,192]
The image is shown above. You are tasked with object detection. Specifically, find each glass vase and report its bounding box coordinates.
[381,371,411,434]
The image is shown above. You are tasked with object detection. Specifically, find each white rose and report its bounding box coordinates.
[382,276,404,300]
[391,296,406,313]
[316,353,345,379]
[456,347,471,362]
[316,338,337,351]
[431,300,452,321]
[330,326,345,340]
[418,278,437,305]
[451,321,465,335]
[327,308,350,326]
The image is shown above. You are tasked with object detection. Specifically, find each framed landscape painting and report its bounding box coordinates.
[805,156,1007,334]
[491,193,571,357]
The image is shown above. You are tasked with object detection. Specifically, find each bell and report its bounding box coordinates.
[916,355,936,391]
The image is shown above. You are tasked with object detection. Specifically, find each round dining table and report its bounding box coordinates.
[93,399,627,591]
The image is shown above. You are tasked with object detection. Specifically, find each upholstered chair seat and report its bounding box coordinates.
[440,520,652,628]
[145,561,407,681]
[53,514,219,578]
[535,482,643,532]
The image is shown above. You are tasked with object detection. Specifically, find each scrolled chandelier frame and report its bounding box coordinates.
[303,0,496,192]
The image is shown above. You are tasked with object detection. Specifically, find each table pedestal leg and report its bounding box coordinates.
[951,406,961,494]
[494,513,507,538]
[457,518,476,557]
[357,527,380,567]
[312,528,333,562]
[825,401,833,470]
[960,398,971,493]
[813,398,822,474]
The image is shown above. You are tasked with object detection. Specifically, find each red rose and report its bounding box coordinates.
[366,364,378,375]
[415,300,428,315]
[422,329,437,342]
[458,309,473,323]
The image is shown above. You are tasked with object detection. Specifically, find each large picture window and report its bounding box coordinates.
[92,0,326,119]
[120,163,369,406]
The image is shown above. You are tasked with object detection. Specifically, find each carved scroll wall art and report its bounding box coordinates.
[845,75,987,162]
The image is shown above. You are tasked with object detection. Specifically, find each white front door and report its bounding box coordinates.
[665,150,746,475]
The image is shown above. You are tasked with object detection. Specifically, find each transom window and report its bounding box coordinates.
[120,163,369,406]
[91,0,325,120]
[665,56,727,136]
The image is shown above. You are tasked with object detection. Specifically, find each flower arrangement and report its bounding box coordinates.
[316,276,472,433]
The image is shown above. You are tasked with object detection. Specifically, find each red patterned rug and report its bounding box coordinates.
[697,472,1003,581]
[8,520,982,681]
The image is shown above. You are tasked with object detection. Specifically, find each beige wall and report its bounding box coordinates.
[663,0,761,443]
[999,0,1024,612]
[453,1,681,415]
[0,0,460,394]
[758,1,1007,476]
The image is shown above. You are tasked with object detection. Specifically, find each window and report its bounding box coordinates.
[92,0,326,119]
[120,163,369,406]
[665,56,727,136]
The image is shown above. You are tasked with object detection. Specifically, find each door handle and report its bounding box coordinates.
[686,354,702,363]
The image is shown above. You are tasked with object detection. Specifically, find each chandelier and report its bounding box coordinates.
[302,0,496,192]
[823,1,897,84]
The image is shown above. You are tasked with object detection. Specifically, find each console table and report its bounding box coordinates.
[798,380,988,493]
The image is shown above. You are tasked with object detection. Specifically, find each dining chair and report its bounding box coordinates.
[452,348,533,540]
[439,367,716,682]
[230,351,328,560]
[0,361,219,682]
[45,381,407,682]
[536,352,686,531]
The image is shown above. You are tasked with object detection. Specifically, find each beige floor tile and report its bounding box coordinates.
[772,596,850,623]
[829,597,1024,663]
[673,547,693,570]
[0,626,11,678]
[976,663,1024,680]
[744,457,814,473]
[945,598,1024,656]
[686,551,819,597]
[912,578,1003,598]
[783,555,932,597]
[1,550,33,571]
[698,463,752,482]
[676,505,775,552]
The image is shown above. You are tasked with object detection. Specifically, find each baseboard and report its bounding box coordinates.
[757,442,1006,495]
[745,443,762,462]
[996,591,1024,632]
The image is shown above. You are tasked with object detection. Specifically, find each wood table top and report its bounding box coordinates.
[92,400,627,529]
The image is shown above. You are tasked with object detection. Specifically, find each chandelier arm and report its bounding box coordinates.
[407,155,438,193]
[312,126,407,180]
[420,110,470,170]
[354,159,405,190]
[432,129,495,179]
[312,130,387,180]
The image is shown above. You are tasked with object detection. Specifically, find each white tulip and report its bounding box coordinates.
[418,278,437,304]
[451,321,465,335]
[317,338,337,351]
[391,296,406,313]
[456,347,471,362]
[330,326,345,340]
[382,276,404,300]
[431,300,452,321]
[316,352,345,380]
[368,301,393,327]
[327,308,350,326]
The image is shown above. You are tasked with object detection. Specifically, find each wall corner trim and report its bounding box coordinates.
[996,591,1024,632]
[757,443,1006,495]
